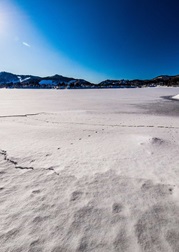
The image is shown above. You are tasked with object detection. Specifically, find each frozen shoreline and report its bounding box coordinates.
[0,88,179,252]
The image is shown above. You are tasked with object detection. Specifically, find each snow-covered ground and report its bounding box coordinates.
[0,88,179,252]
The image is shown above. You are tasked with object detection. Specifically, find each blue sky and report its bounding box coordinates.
[0,0,179,83]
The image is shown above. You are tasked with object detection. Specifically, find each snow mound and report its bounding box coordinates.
[149,137,165,145]
[139,136,165,146]
[172,94,179,100]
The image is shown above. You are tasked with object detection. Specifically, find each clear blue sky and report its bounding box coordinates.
[0,0,179,83]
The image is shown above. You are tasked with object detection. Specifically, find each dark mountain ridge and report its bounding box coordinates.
[0,71,179,89]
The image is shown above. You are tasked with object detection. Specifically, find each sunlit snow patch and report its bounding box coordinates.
[172,94,179,100]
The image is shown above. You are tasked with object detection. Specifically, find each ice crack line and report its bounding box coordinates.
[0,112,46,119]
[0,149,59,175]
[46,167,59,175]
[0,149,34,170]
[16,166,34,170]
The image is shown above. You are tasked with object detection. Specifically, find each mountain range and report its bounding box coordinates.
[0,71,179,89]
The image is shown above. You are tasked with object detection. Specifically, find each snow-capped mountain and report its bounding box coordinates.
[0,72,40,85]
[0,72,93,88]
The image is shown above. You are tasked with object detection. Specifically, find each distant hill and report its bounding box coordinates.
[0,71,179,89]
[0,72,93,89]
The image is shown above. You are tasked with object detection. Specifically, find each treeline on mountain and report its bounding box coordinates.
[0,72,179,89]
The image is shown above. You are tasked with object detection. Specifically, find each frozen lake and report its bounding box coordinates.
[0,87,179,115]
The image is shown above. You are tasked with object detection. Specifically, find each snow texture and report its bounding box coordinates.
[0,87,179,252]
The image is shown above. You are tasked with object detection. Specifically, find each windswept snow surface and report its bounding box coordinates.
[0,87,179,252]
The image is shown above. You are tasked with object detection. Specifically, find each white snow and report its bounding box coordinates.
[172,94,179,100]
[17,76,31,83]
[0,87,179,252]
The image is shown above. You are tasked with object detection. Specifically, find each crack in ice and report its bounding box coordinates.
[0,112,46,119]
[0,149,59,175]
